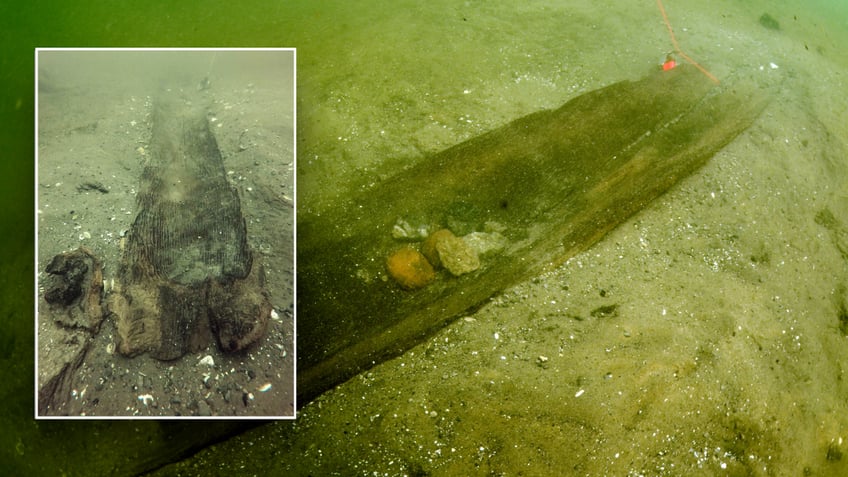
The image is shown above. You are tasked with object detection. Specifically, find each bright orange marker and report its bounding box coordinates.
[656,0,719,83]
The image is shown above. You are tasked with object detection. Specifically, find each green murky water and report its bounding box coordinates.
[3,0,848,474]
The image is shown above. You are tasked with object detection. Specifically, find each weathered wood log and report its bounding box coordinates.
[112,86,269,360]
[298,66,769,403]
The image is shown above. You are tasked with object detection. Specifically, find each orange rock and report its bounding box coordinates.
[386,247,435,290]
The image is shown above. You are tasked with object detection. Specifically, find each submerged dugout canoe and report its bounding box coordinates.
[111,85,270,361]
[298,66,768,402]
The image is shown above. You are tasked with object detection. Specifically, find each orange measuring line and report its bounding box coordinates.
[656,0,720,84]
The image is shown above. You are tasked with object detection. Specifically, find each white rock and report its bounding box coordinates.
[463,231,507,256]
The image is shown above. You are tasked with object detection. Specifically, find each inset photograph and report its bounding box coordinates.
[36,48,295,418]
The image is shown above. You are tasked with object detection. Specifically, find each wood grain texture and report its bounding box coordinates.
[112,86,269,360]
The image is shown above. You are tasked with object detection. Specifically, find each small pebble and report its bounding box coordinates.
[197,400,212,417]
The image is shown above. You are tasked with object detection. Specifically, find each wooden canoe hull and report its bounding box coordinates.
[298,66,768,402]
[112,87,269,361]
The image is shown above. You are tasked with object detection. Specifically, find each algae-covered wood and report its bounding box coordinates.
[298,66,768,402]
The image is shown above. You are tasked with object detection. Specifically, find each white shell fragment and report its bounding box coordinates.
[391,218,430,240]
[198,355,215,367]
[270,308,280,321]
[257,382,272,392]
[138,394,154,406]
